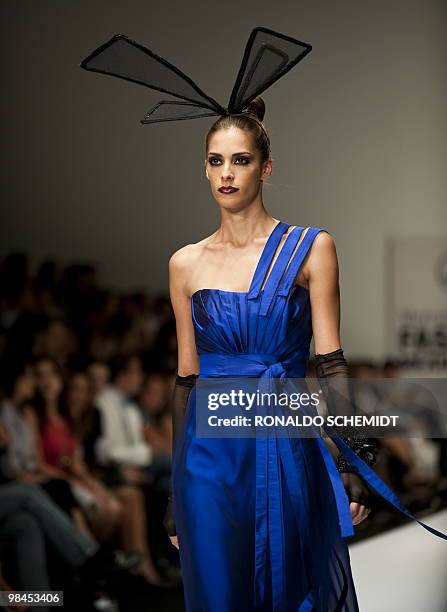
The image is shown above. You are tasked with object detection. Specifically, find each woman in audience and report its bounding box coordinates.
[63,369,168,587]
[0,361,85,530]
[139,371,173,497]
[27,357,122,542]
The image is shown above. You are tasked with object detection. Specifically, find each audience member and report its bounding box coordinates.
[28,357,122,542]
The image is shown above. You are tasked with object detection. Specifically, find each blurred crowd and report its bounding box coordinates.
[0,254,180,611]
[0,251,446,611]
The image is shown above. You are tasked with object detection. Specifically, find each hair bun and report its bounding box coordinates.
[243,96,265,122]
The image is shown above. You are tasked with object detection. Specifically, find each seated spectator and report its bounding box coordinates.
[140,372,171,452]
[140,372,171,432]
[139,371,173,496]
[95,355,153,478]
[87,360,111,400]
[0,360,84,528]
[0,403,136,607]
[32,318,77,377]
[0,481,141,609]
[64,369,167,585]
[62,371,102,470]
[28,357,122,542]
[94,355,168,586]
[0,481,97,597]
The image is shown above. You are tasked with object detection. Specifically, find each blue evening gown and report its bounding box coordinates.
[172,221,447,611]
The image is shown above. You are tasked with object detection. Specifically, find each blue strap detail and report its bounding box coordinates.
[247,221,290,300]
[258,226,304,317]
[316,436,355,537]
[277,227,326,297]
[330,433,447,541]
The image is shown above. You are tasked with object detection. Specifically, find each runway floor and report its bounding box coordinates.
[350,508,447,612]
[113,509,447,612]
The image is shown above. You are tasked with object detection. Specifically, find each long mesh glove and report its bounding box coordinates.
[315,348,378,509]
[163,373,198,537]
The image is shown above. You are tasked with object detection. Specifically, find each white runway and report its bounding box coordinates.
[350,509,447,612]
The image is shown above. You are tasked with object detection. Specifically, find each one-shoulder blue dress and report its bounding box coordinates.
[172,221,447,611]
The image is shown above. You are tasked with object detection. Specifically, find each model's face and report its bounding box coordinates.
[205,127,272,210]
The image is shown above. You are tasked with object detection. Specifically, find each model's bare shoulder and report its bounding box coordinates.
[303,229,338,279]
[313,229,336,252]
[169,237,211,272]
[169,243,195,273]
[169,233,216,293]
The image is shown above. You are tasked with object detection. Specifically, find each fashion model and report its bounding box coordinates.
[81,27,447,611]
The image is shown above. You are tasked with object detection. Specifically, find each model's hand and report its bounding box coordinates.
[169,535,179,549]
[350,501,371,525]
[340,472,372,525]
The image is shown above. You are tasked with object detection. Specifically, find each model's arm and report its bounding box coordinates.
[169,246,200,376]
[303,231,342,452]
[304,231,372,526]
[304,231,341,453]
[163,247,200,547]
[304,230,341,355]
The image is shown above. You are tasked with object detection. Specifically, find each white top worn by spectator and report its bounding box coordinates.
[0,399,38,477]
[95,386,152,467]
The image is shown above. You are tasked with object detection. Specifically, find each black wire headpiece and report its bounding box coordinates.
[80,26,312,126]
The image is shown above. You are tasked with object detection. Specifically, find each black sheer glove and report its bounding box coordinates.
[163,373,198,538]
[163,497,176,537]
[337,458,372,509]
[315,348,378,509]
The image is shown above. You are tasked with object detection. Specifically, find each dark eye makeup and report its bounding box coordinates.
[207,155,251,166]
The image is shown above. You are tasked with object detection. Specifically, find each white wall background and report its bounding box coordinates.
[2,0,446,359]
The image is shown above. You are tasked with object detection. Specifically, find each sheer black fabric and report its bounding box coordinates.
[80,27,312,124]
[228,27,312,112]
[142,101,220,124]
[315,348,378,509]
[163,373,198,537]
[163,498,176,537]
[80,33,224,115]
